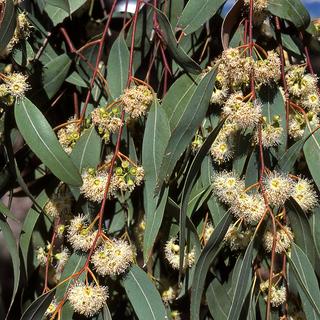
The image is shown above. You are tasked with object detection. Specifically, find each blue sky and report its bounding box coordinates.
[223,0,320,18]
[304,0,320,17]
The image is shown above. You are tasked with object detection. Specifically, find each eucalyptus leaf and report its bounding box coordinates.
[190,212,232,320]
[227,241,254,320]
[14,98,83,186]
[0,216,20,319]
[122,265,168,320]
[304,129,320,191]
[156,68,216,192]
[155,8,201,74]
[41,53,72,99]
[267,0,310,29]
[20,290,55,320]
[0,0,16,52]
[177,0,226,35]
[179,121,223,274]
[107,33,130,99]
[142,100,170,262]
[288,243,320,316]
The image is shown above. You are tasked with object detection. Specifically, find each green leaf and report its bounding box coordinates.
[142,100,171,262]
[310,207,320,261]
[155,8,201,74]
[19,191,48,278]
[177,0,226,35]
[12,41,35,67]
[44,0,87,26]
[20,290,55,320]
[0,200,17,221]
[206,279,231,320]
[42,53,72,99]
[162,73,199,131]
[227,241,254,320]
[56,252,86,300]
[277,137,305,172]
[191,212,232,320]
[288,243,320,317]
[179,121,223,273]
[287,199,317,267]
[15,98,82,186]
[221,0,244,50]
[281,33,302,56]
[0,0,16,52]
[46,0,70,13]
[200,155,226,226]
[107,33,130,99]
[304,129,320,191]
[259,86,287,156]
[156,68,216,192]
[70,126,102,171]
[66,71,88,87]
[0,216,20,319]
[122,265,168,320]
[267,0,310,29]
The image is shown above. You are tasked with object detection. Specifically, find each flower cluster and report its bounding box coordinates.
[263,226,294,253]
[260,281,287,307]
[203,222,214,245]
[36,245,69,281]
[224,226,253,251]
[57,118,82,154]
[80,168,111,202]
[67,282,108,317]
[164,237,195,270]
[207,48,282,164]
[1,72,30,99]
[91,239,134,276]
[91,104,122,141]
[286,65,320,139]
[44,189,73,218]
[80,161,144,202]
[211,169,317,254]
[3,13,33,55]
[120,85,153,119]
[67,214,98,252]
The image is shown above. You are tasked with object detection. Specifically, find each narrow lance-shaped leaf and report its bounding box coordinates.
[56,252,86,300]
[0,200,17,221]
[0,0,16,52]
[288,243,320,316]
[20,290,55,320]
[177,0,226,35]
[70,126,102,171]
[142,100,170,262]
[0,217,20,319]
[41,53,72,99]
[227,241,254,320]
[179,121,224,275]
[122,265,168,320]
[206,279,231,320]
[154,8,202,74]
[303,129,320,191]
[14,98,83,186]
[162,73,199,131]
[310,207,320,261]
[107,32,130,99]
[19,191,48,277]
[267,0,310,30]
[191,212,232,320]
[287,199,317,268]
[156,68,216,193]
[45,0,70,13]
[221,0,244,50]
